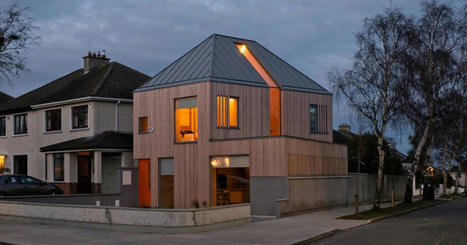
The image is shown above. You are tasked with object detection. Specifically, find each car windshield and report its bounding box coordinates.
[20,176,41,185]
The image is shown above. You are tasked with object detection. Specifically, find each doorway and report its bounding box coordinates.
[159,158,174,208]
[138,159,151,207]
[77,154,92,193]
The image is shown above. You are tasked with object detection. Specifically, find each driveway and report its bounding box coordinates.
[314,197,467,245]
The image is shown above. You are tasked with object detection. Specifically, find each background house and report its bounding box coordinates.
[0,92,13,105]
[0,52,150,194]
[133,34,348,216]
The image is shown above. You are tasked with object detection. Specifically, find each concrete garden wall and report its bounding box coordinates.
[0,201,250,227]
[275,174,407,217]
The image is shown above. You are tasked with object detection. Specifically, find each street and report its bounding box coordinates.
[314,198,467,245]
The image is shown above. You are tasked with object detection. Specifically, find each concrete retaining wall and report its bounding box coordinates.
[275,174,407,217]
[0,201,250,227]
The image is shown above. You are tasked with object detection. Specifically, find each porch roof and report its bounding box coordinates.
[40,131,132,152]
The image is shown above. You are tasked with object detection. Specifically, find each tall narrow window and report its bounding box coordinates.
[139,117,149,133]
[217,95,238,128]
[310,104,327,134]
[0,116,5,136]
[14,114,27,135]
[175,97,198,142]
[72,105,88,129]
[54,153,64,181]
[46,109,62,132]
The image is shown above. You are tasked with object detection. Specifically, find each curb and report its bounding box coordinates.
[294,200,447,244]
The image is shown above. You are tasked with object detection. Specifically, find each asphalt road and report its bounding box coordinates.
[314,198,467,245]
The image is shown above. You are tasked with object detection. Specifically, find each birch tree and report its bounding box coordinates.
[329,8,412,209]
[401,1,466,202]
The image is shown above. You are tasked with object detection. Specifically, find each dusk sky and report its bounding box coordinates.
[1,0,430,154]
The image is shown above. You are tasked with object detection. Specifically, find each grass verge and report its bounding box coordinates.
[338,200,442,220]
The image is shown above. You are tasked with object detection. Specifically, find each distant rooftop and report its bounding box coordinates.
[137,34,330,94]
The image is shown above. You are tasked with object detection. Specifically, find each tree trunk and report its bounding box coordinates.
[374,135,386,209]
[441,136,448,195]
[404,120,431,203]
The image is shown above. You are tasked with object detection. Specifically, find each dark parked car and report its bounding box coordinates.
[0,175,63,197]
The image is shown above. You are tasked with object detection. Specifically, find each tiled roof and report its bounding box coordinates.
[0,91,13,104]
[40,131,132,152]
[0,62,150,115]
[137,34,330,94]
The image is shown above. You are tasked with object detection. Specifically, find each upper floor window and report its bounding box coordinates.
[217,95,238,128]
[138,117,149,134]
[310,104,327,134]
[72,105,88,129]
[175,97,198,142]
[46,109,62,132]
[0,116,5,136]
[14,114,27,135]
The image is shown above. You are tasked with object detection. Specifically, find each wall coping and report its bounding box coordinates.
[0,199,249,212]
[288,175,350,180]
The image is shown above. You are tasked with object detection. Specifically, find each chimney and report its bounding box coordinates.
[338,123,351,133]
[83,50,110,74]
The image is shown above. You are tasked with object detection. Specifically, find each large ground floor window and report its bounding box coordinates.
[14,155,27,175]
[211,155,250,206]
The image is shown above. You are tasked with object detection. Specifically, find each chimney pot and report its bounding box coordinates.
[338,123,351,133]
[83,50,110,74]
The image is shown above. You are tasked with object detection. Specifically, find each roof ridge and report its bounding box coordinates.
[212,33,258,43]
[141,35,214,88]
[91,62,115,96]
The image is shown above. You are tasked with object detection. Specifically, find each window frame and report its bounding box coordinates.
[174,96,198,144]
[216,95,239,129]
[138,116,149,134]
[45,108,62,132]
[71,105,89,130]
[13,113,28,135]
[309,104,328,134]
[0,116,6,137]
[53,153,65,182]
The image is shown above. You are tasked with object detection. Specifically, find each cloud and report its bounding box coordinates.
[1,0,424,153]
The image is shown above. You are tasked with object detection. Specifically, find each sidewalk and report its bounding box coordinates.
[0,201,407,245]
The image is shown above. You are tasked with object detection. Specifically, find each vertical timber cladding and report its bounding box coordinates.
[133,82,211,208]
[286,137,348,176]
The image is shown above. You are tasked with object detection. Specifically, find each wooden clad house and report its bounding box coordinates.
[133,34,347,213]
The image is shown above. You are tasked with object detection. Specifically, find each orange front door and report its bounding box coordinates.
[138,159,151,207]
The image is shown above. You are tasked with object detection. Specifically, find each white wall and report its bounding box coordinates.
[0,100,134,181]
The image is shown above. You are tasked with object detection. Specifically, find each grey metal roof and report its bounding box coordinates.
[137,34,330,94]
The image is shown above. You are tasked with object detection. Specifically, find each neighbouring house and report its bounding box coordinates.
[133,34,348,215]
[333,124,407,174]
[0,52,150,194]
[0,91,13,105]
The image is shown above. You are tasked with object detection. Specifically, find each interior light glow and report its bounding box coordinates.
[239,44,246,53]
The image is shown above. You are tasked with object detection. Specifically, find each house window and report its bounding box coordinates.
[54,153,64,181]
[139,117,149,133]
[46,109,62,132]
[14,114,28,135]
[310,104,327,134]
[0,116,5,136]
[13,155,27,175]
[175,97,198,142]
[72,105,88,129]
[217,96,239,128]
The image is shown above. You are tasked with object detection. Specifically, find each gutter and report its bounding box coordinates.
[30,96,133,109]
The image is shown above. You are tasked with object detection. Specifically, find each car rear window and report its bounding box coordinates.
[5,176,22,184]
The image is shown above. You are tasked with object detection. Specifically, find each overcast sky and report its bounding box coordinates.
[2,0,431,153]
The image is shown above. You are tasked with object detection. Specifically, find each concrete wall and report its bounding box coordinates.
[0,201,250,227]
[250,177,288,216]
[274,174,407,217]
